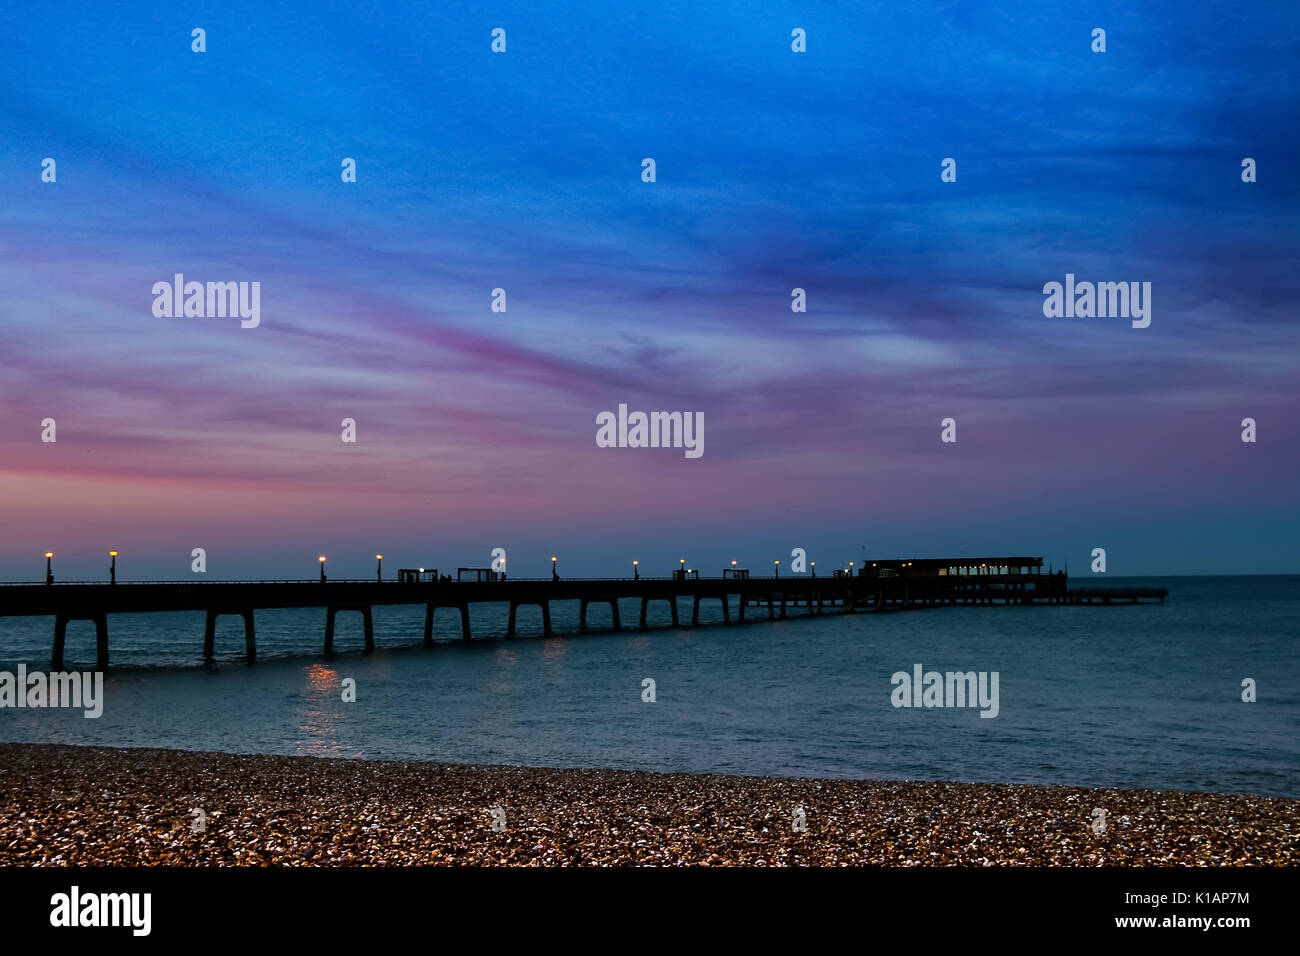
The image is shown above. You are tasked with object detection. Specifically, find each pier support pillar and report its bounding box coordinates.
[424,603,473,644]
[96,614,108,668]
[51,612,109,670]
[52,617,65,669]
[507,601,551,637]
[203,609,256,662]
[580,598,621,631]
[324,606,374,653]
[639,597,678,628]
[691,595,730,625]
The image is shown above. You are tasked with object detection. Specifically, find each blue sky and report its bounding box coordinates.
[1,1,1297,579]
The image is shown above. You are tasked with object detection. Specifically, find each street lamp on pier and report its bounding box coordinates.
[633,560,639,581]
[109,551,118,585]
[319,555,327,583]
[45,552,54,585]
[774,559,780,579]
[376,554,383,583]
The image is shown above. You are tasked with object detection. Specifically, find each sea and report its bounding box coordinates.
[1,576,1296,798]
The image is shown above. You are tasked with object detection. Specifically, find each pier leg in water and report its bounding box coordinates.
[639,597,677,628]
[691,595,730,624]
[49,613,109,669]
[505,601,550,637]
[423,604,434,646]
[51,615,67,669]
[460,603,472,641]
[324,607,371,651]
[203,609,217,660]
[94,613,108,670]
[580,598,620,631]
[204,609,256,661]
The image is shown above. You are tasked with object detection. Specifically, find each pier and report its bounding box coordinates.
[0,556,1167,668]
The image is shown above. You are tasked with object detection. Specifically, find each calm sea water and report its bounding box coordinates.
[1,576,1296,797]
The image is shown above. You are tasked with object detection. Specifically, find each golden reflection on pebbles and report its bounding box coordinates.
[0,744,1295,866]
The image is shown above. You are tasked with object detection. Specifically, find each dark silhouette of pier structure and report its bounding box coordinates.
[0,556,1166,668]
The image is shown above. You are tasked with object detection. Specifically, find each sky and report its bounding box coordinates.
[1,1,1298,580]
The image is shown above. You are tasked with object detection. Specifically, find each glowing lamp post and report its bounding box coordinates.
[552,556,558,581]
[319,555,327,584]
[109,551,118,585]
[45,552,54,585]
[376,554,383,583]
[633,560,639,581]
[774,559,780,579]
[810,561,816,577]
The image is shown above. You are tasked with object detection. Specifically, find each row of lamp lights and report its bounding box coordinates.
[42,552,861,585]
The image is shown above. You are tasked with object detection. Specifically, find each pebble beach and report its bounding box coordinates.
[0,743,1295,866]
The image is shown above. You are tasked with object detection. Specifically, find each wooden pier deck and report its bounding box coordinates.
[0,569,1168,669]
